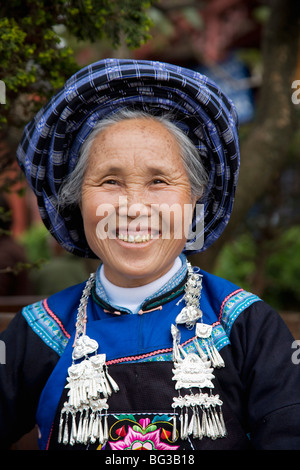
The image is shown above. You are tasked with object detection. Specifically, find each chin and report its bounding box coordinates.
[89,237,185,285]
[117,261,160,280]
[104,258,172,287]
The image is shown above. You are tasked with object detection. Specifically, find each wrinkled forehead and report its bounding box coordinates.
[84,120,188,184]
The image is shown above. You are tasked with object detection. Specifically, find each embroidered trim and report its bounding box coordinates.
[218,289,244,322]
[92,278,187,315]
[106,322,228,365]
[43,299,71,339]
[22,299,70,356]
[142,280,186,311]
[220,289,261,335]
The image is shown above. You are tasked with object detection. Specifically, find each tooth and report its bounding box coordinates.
[118,232,155,243]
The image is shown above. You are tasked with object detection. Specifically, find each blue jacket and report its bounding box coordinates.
[1,266,300,450]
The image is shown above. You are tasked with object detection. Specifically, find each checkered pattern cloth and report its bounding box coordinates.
[16,58,240,257]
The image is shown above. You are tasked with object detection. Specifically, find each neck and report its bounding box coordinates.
[99,257,183,314]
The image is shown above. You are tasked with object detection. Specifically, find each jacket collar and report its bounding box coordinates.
[92,253,188,315]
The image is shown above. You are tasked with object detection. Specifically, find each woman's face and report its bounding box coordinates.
[81,118,197,287]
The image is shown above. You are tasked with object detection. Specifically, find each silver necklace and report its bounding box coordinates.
[58,262,226,447]
[171,262,226,441]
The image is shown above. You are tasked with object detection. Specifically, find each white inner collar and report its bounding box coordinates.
[99,257,182,314]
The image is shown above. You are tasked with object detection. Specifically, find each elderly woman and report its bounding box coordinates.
[0,59,299,451]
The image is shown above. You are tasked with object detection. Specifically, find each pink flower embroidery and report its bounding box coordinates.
[109,425,179,450]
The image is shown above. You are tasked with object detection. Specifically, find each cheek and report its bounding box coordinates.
[81,191,108,239]
[157,190,195,240]
[81,192,98,225]
[81,202,112,260]
[81,189,117,220]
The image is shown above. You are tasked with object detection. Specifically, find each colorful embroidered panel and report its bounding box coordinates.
[22,299,70,356]
[104,414,180,451]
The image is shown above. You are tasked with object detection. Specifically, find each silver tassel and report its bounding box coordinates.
[201,409,208,436]
[99,414,104,444]
[172,414,177,442]
[105,368,120,393]
[196,409,202,439]
[208,409,217,439]
[88,413,94,440]
[219,407,227,437]
[82,412,89,444]
[76,411,83,443]
[182,409,189,440]
[180,409,184,438]
[208,343,225,369]
[58,414,64,444]
[188,411,195,436]
[103,412,109,441]
[69,413,77,445]
[62,416,69,445]
[192,408,199,438]
[91,414,99,444]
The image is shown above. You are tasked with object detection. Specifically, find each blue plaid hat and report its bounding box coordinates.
[16,58,240,257]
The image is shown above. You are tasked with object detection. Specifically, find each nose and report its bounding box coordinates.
[118,194,150,219]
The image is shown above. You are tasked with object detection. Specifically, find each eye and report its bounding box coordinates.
[102,179,118,185]
[152,178,166,185]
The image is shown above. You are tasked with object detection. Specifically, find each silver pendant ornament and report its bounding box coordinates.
[57,262,226,447]
[175,262,203,329]
[171,262,226,441]
[58,273,119,447]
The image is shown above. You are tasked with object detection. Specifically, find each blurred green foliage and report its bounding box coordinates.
[0,0,154,128]
[19,222,50,264]
[215,226,300,311]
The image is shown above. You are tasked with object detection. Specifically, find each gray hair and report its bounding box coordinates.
[58,109,208,209]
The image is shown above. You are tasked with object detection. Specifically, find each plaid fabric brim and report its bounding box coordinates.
[16,58,240,257]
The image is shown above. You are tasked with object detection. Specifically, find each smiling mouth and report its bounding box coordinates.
[118,233,153,243]
[116,229,160,244]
